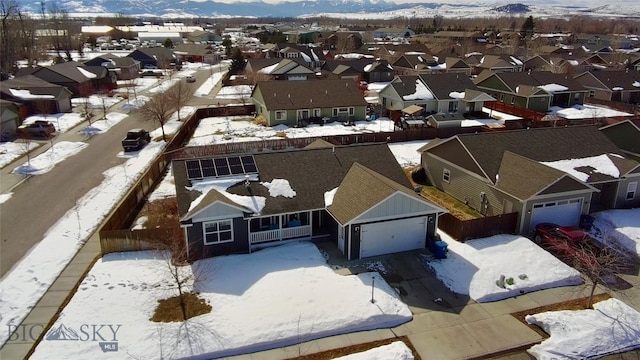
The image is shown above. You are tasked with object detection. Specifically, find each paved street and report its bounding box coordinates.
[0,67,222,277]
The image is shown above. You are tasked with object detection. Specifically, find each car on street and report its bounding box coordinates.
[185,75,196,83]
[122,129,151,152]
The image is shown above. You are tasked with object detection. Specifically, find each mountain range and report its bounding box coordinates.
[17,0,640,19]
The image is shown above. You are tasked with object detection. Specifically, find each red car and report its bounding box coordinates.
[534,222,599,265]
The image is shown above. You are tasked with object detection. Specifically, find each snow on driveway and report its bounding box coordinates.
[590,208,640,257]
[334,341,414,360]
[423,233,583,302]
[30,242,411,359]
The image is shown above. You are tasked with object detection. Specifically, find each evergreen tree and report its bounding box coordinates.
[521,16,535,38]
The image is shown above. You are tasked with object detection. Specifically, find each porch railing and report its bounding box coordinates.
[250,225,311,244]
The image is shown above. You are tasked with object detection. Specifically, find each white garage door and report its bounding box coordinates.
[530,198,582,231]
[360,217,426,258]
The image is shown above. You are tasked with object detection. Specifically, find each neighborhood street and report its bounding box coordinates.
[0,68,218,277]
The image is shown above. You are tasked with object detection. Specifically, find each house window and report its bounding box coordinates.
[297,109,310,120]
[589,89,595,97]
[203,220,233,245]
[443,168,451,183]
[448,101,458,113]
[627,182,637,200]
[312,108,321,117]
[333,107,354,117]
[510,96,515,104]
[499,94,504,102]
[275,110,286,121]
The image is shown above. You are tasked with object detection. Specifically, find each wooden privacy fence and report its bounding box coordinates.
[100,228,181,255]
[485,101,546,122]
[438,212,518,242]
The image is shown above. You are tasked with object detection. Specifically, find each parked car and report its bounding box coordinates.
[533,222,601,264]
[122,129,151,152]
[16,121,56,138]
[185,75,196,83]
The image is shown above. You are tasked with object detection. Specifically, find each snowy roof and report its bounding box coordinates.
[8,89,54,99]
[402,79,434,100]
[538,83,569,93]
[540,154,622,182]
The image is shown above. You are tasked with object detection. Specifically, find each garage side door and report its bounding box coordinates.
[360,217,426,259]
[529,198,582,232]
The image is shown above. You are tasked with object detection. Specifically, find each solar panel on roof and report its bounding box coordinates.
[214,158,231,176]
[228,156,244,174]
[241,155,257,173]
[201,159,216,177]
[185,155,258,180]
[186,160,202,179]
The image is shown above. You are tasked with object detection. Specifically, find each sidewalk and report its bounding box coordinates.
[0,232,101,359]
[225,249,612,360]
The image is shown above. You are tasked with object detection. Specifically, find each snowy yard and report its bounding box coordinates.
[526,298,640,359]
[11,141,88,175]
[0,141,40,168]
[187,115,396,147]
[23,112,85,133]
[590,208,640,257]
[423,233,584,302]
[334,341,414,360]
[30,242,411,359]
[549,104,633,119]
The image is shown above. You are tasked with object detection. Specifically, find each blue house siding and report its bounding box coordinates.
[185,217,248,261]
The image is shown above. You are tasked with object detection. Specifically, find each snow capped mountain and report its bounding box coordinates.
[15,0,640,18]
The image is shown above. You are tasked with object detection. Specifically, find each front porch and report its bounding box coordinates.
[248,210,334,249]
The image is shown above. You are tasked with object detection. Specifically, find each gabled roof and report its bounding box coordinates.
[449,126,637,183]
[419,73,479,100]
[478,71,586,93]
[576,69,640,91]
[253,79,367,110]
[16,61,99,83]
[0,75,72,99]
[263,59,314,75]
[328,162,442,224]
[173,43,213,57]
[495,151,587,200]
[181,187,249,221]
[174,143,412,217]
[599,120,640,156]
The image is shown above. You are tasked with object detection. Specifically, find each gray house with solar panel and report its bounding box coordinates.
[173,142,445,261]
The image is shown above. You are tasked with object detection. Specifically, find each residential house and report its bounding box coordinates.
[322,59,394,82]
[323,31,363,52]
[373,28,415,40]
[418,126,640,235]
[127,47,179,69]
[378,73,494,123]
[600,120,640,162]
[373,43,431,64]
[0,75,73,116]
[266,43,326,70]
[251,79,368,126]
[187,30,222,44]
[174,43,220,64]
[14,62,104,98]
[574,69,640,104]
[83,53,140,80]
[173,142,444,261]
[0,100,21,136]
[251,59,315,81]
[473,54,524,75]
[392,54,440,75]
[474,70,588,112]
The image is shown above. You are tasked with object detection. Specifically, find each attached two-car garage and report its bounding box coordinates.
[359,217,428,258]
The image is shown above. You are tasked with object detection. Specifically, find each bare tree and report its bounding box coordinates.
[166,80,195,122]
[79,97,93,125]
[550,236,632,308]
[0,0,20,77]
[138,91,174,142]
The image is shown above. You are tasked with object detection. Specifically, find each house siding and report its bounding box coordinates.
[614,176,640,209]
[357,192,433,221]
[424,142,485,178]
[186,217,248,261]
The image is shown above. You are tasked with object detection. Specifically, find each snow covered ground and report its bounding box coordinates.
[187,115,396,146]
[387,140,429,168]
[549,104,633,119]
[11,141,88,175]
[78,112,129,135]
[334,341,414,360]
[526,298,640,359]
[23,112,86,133]
[0,142,166,346]
[590,208,640,257]
[29,242,411,359]
[422,233,584,302]
[0,141,39,168]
